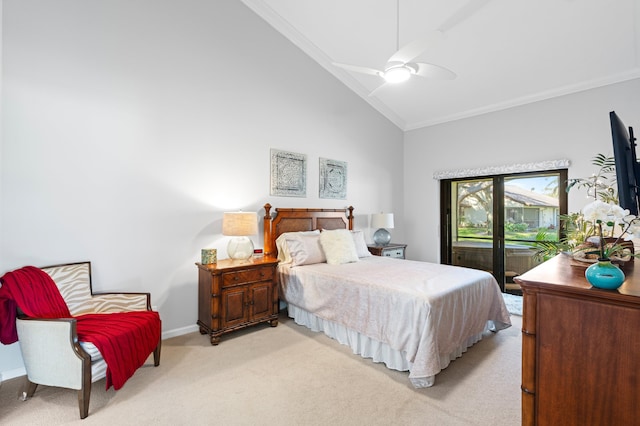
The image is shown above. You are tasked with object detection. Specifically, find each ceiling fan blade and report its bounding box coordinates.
[388,30,444,64]
[332,62,382,77]
[437,0,493,33]
[414,62,457,80]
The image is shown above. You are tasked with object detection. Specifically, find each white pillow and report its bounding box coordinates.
[319,229,359,265]
[285,234,326,266]
[275,230,320,263]
[351,230,372,258]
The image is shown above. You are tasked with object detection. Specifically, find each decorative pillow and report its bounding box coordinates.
[351,230,372,258]
[285,234,327,266]
[320,229,359,265]
[275,230,320,263]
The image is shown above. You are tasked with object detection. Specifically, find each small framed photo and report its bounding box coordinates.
[319,158,347,199]
[270,149,307,197]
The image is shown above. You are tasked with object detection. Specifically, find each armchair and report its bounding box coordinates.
[2,261,161,419]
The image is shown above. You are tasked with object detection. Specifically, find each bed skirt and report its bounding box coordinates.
[286,304,495,388]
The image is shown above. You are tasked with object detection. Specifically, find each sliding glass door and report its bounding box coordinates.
[449,177,495,276]
[441,170,567,292]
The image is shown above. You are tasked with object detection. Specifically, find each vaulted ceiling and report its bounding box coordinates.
[242,0,640,130]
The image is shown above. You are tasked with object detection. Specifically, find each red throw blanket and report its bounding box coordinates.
[0,266,72,343]
[76,311,160,390]
[0,266,161,390]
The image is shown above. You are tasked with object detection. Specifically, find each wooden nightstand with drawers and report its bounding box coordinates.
[367,243,407,259]
[196,256,279,345]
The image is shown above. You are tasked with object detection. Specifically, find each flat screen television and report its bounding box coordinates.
[610,110,639,215]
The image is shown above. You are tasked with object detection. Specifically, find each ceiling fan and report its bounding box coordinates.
[332,0,493,95]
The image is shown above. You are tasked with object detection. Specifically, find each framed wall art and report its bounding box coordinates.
[270,149,307,197]
[319,157,347,199]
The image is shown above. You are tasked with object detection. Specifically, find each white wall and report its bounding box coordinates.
[0,0,16,382]
[0,0,403,378]
[404,78,640,262]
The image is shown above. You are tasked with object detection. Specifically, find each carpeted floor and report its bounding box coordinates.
[0,312,522,425]
[502,293,523,316]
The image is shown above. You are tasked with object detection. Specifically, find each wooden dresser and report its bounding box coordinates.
[196,256,279,345]
[514,254,640,425]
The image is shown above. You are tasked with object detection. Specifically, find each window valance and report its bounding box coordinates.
[433,159,571,180]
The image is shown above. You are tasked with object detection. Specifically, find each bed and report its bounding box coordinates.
[263,204,511,388]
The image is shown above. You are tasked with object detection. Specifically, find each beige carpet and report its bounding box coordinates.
[0,312,522,425]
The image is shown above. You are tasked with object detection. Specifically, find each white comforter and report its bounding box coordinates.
[278,256,511,382]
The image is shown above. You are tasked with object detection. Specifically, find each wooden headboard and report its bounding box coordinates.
[263,203,354,257]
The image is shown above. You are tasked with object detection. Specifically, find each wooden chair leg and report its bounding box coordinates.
[153,337,161,367]
[78,347,92,419]
[21,379,38,401]
[78,382,91,419]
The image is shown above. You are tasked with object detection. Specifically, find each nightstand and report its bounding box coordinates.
[196,256,279,345]
[367,243,407,259]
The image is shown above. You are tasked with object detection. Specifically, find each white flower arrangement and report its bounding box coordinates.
[576,199,640,261]
[535,155,639,263]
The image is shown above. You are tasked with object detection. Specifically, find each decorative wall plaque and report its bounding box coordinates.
[319,158,347,199]
[270,149,307,197]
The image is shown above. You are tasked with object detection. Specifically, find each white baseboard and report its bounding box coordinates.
[1,367,27,382]
[162,324,199,340]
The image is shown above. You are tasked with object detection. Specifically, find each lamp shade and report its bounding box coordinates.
[222,212,258,236]
[371,213,394,229]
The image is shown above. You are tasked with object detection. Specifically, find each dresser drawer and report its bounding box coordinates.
[368,244,407,258]
[382,248,405,258]
[223,267,273,287]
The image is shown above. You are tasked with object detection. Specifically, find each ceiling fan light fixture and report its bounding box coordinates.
[382,65,413,84]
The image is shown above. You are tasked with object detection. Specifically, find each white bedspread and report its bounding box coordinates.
[278,256,511,383]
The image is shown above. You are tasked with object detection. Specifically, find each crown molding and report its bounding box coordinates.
[408,70,640,130]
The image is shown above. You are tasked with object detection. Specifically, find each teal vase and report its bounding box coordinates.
[585,259,625,290]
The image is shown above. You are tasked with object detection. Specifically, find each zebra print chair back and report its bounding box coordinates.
[41,261,150,314]
[41,262,95,315]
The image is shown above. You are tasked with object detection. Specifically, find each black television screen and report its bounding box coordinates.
[610,110,639,215]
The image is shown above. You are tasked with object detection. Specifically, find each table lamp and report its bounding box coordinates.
[371,213,394,246]
[222,212,258,260]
